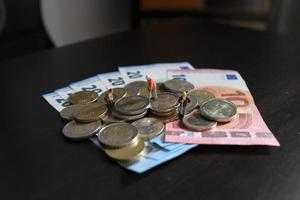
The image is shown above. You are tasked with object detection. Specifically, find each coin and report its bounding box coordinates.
[104,139,145,160]
[125,81,148,96]
[138,86,150,98]
[183,111,217,131]
[98,122,139,148]
[59,104,85,121]
[190,90,215,106]
[132,118,164,140]
[150,92,179,113]
[164,79,194,93]
[184,94,198,114]
[150,108,177,117]
[114,95,150,115]
[97,88,127,104]
[74,103,108,122]
[157,82,167,94]
[68,91,98,104]
[148,112,179,123]
[200,98,237,122]
[62,120,101,140]
[111,108,148,121]
[101,111,126,124]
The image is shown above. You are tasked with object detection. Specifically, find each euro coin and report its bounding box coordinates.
[125,81,147,96]
[164,79,194,93]
[59,104,84,121]
[138,86,150,98]
[97,88,127,104]
[184,94,198,114]
[150,108,177,117]
[132,117,164,140]
[148,112,179,123]
[114,95,150,115]
[183,111,217,131]
[111,108,148,121]
[190,90,215,106]
[200,98,237,122]
[74,103,108,123]
[68,91,98,104]
[98,122,138,148]
[157,82,167,94]
[101,111,126,124]
[62,120,101,140]
[150,92,179,113]
[104,139,145,161]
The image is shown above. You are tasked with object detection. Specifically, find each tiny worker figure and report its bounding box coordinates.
[178,91,190,120]
[105,89,116,110]
[146,75,157,100]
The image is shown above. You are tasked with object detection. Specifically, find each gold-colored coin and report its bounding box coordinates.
[138,87,150,98]
[68,91,98,104]
[98,123,138,148]
[101,111,126,124]
[59,104,85,121]
[190,90,215,106]
[97,88,127,104]
[182,110,217,131]
[157,82,167,94]
[148,112,179,123]
[132,118,164,140]
[104,139,145,161]
[74,103,108,123]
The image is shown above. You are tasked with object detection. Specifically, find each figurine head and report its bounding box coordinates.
[145,75,150,80]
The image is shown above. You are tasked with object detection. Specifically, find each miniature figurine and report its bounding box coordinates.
[178,91,190,120]
[105,89,116,110]
[146,75,157,100]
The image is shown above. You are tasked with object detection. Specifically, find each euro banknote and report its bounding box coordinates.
[118,62,194,83]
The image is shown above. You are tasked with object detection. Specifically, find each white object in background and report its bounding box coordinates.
[41,0,131,47]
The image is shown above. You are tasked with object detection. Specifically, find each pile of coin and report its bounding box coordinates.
[59,79,237,161]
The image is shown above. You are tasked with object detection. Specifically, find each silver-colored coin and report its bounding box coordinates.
[183,111,217,131]
[164,79,194,93]
[59,104,85,121]
[114,95,150,115]
[150,92,179,113]
[98,122,138,148]
[184,94,198,114]
[200,98,237,122]
[111,108,148,121]
[62,120,101,140]
[131,117,164,140]
[125,81,148,96]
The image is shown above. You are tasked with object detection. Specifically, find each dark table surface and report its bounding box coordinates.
[1,19,300,200]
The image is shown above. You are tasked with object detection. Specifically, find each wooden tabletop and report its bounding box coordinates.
[1,19,299,200]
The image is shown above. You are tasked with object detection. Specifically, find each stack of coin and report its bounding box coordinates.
[112,96,150,121]
[182,98,238,131]
[98,123,145,160]
[149,92,179,117]
[60,91,106,140]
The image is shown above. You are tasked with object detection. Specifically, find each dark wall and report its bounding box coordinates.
[2,0,42,35]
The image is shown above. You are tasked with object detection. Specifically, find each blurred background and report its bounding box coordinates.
[0,0,298,61]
